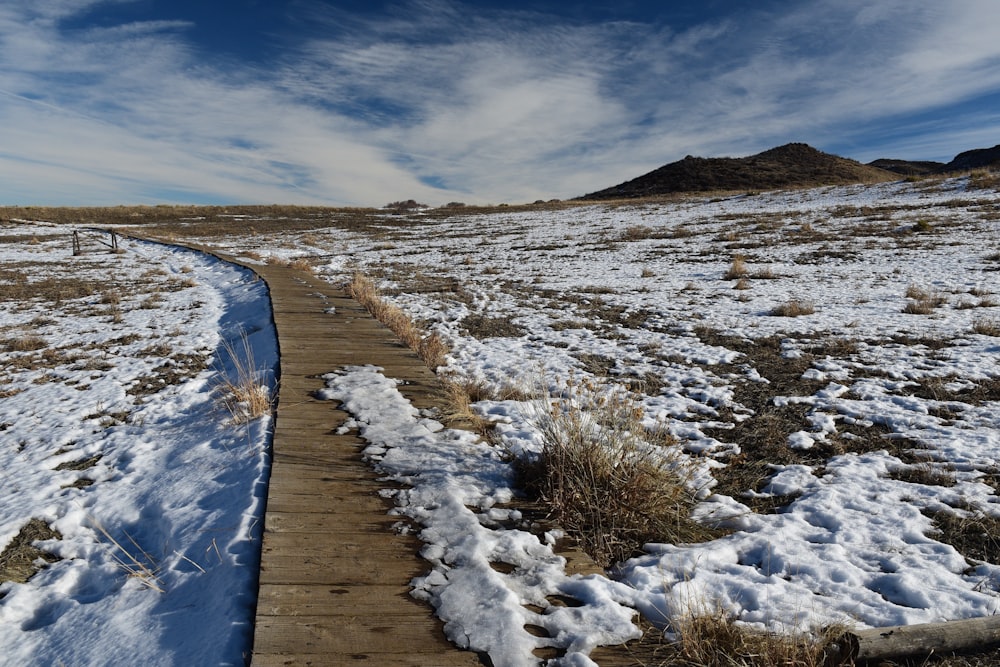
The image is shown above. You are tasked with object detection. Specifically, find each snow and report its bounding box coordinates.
[319,366,640,666]
[3,175,1000,665]
[282,178,998,644]
[0,227,276,665]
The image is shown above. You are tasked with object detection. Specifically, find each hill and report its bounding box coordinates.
[867,158,945,176]
[578,143,897,200]
[942,143,1000,171]
[868,144,1000,176]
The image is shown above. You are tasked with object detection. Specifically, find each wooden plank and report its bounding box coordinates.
[262,494,390,515]
[252,616,468,657]
[258,551,426,586]
[260,530,422,556]
[255,583,423,616]
[252,653,482,667]
[263,511,406,534]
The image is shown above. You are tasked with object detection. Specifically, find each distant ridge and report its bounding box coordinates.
[943,144,1000,171]
[867,159,944,176]
[868,143,1000,176]
[578,143,896,200]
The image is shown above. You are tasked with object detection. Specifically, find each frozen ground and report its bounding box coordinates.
[192,176,1000,660]
[0,226,276,665]
[2,175,999,665]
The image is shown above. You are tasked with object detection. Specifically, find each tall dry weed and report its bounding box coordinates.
[517,377,715,566]
[349,272,448,369]
[215,330,271,424]
[724,254,749,280]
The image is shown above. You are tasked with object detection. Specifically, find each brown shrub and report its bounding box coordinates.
[724,254,749,279]
[516,379,715,566]
[770,300,815,317]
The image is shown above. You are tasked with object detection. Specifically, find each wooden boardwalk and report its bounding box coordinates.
[138,238,643,666]
[245,262,483,666]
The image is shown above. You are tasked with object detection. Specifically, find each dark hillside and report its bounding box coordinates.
[942,144,1000,171]
[579,143,897,200]
[867,158,945,176]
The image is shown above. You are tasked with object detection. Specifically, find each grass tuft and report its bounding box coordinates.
[770,300,815,317]
[215,330,271,424]
[663,611,849,667]
[724,254,749,280]
[287,257,314,273]
[1,335,48,352]
[516,377,715,566]
[972,318,1000,336]
[902,285,946,314]
[349,272,449,369]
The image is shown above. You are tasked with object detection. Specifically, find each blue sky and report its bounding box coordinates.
[1,0,999,206]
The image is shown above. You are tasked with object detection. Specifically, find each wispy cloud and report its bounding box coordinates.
[0,0,998,206]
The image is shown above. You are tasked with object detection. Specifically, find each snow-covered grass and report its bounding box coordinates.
[3,174,999,665]
[0,226,276,665]
[188,176,1000,662]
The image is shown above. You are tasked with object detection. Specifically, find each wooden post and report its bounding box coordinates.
[72,231,81,256]
[835,615,1000,662]
[110,230,118,251]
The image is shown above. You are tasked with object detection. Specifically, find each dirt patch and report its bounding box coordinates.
[0,519,62,589]
[54,454,102,472]
[924,508,1000,567]
[460,314,526,339]
[690,329,936,510]
[128,352,210,398]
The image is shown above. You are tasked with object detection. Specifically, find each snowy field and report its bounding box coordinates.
[189,177,1000,662]
[0,227,276,665]
[2,175,999,665]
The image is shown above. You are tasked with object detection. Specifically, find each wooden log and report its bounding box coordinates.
[837,615,1000,662]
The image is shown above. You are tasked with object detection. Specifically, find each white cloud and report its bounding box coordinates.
[0,0,998,206]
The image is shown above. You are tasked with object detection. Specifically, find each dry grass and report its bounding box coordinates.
[903,285,947,314]
[903,299,936,315]
[724,254,749,279]
[460,313,526,339]
[90,518,164,593]
[287,257,314,273]
[516,377,716,566]
[972,318,1000,336]
[349,272,449,369]
[0,518,62,586]
[215,330,271,424]
[770,300,815,317]
[751,266,777,279]
[437,380,494,434]
[659,612,849,667]
[924,508,1000,566]
[437,379,538,435]
[139,294,163,310]
[887,461,957,487]
[968,169,1000,191]
[1,335,48,352]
